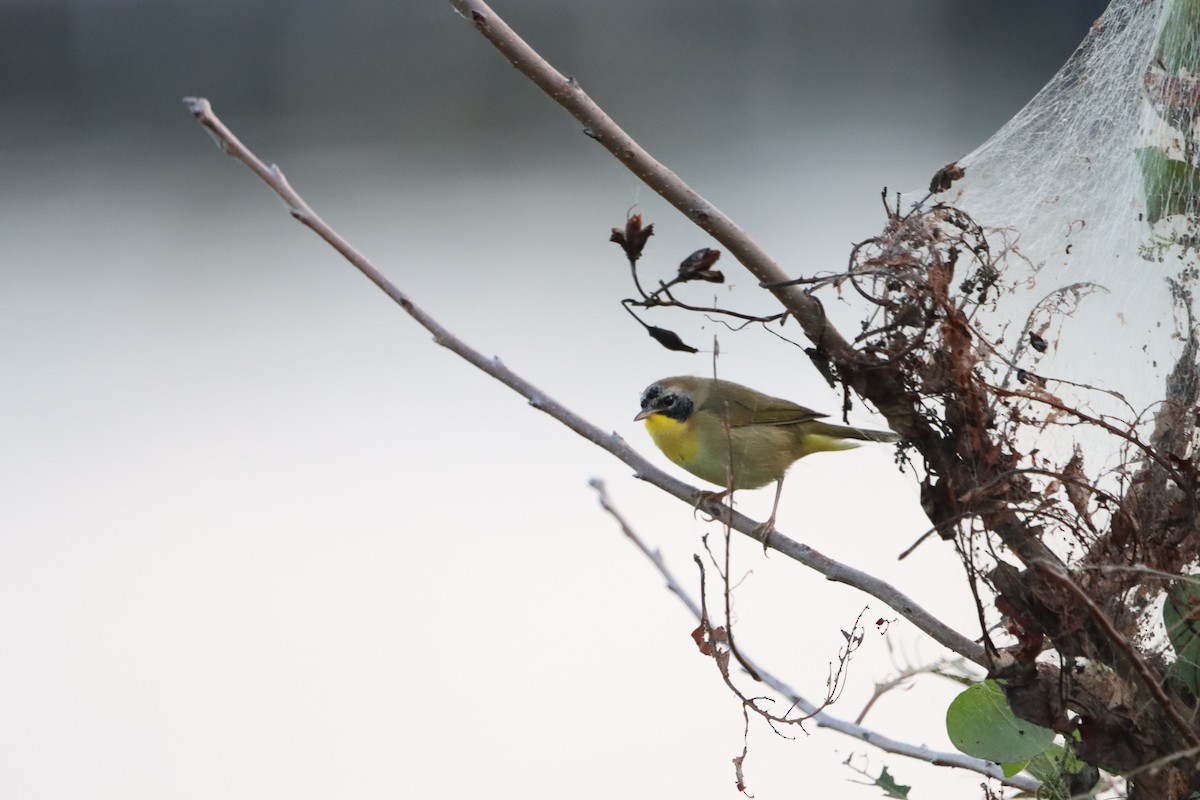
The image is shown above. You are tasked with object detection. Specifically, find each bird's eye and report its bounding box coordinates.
[661,394,677,408]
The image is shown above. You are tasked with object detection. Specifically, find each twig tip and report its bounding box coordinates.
[182,96,209,116]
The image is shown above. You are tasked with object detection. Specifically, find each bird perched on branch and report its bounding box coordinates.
[635,376,899,533]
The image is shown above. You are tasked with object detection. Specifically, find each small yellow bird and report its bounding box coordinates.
[635,376,899,530]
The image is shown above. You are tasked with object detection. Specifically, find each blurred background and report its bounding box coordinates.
[1,1,1109,798]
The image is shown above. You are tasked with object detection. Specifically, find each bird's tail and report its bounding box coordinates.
[809,421,901,445]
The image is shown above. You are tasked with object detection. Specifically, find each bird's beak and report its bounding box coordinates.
[633,409,656,422]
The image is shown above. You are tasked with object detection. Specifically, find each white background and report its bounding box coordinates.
[1,1,1107,797]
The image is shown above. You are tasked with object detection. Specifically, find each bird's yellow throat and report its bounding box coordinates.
[643,413,698,465]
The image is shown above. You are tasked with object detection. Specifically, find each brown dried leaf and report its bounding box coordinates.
[1017,368,1047,387]
[1063,448,1098,533]
[647,325,699,353]
[691,623,712,656]
[929,161,966,193]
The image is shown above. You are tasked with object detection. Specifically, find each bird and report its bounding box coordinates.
[634,376,899,535]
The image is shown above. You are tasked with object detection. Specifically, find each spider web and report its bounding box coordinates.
[930,0,1200,456]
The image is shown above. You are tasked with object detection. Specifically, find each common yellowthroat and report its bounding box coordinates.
[635,376,899,530]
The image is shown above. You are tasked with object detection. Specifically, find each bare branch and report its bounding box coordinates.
[589,479,1039,793]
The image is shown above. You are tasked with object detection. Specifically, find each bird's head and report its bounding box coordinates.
[634,378,697,423]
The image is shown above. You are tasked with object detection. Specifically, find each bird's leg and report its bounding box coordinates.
[752,478,786,553]
[693,488,733,522]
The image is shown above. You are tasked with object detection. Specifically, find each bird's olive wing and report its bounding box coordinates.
[716,391,828,428]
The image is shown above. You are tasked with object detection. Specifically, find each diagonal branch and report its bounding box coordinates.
[182,96,984,667]
[589,479,1039,793]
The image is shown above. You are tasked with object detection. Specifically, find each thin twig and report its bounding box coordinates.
[589,478,703,619]
[853,661,972,726]
[588,480,1039,793]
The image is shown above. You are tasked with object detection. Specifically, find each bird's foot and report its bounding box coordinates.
[752,516,777,554]
[693,489,732,522]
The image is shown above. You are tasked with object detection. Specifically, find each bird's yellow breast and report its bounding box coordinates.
[644,410,808,489]
[643,413,700,466]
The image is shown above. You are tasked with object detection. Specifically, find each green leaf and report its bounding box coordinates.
[1164,574,1200,695]
[1022,742,1098,800]
[1137,148,1200,223]
[1023,744,1070,800]
[874,766,910,799]
[1156,0,1200,74]
[945,680,1056,764]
